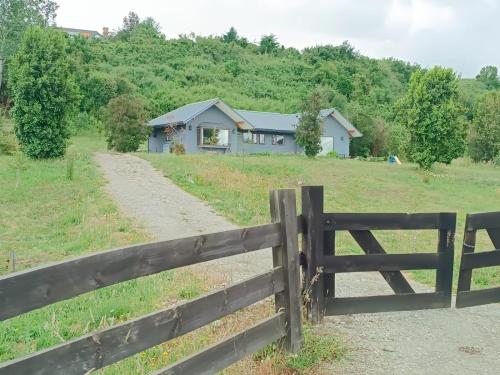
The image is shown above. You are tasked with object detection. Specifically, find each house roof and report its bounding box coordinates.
[60,28,102,37]
[149,98,362,137]
[235,110,300,133]
[148,98,253,130]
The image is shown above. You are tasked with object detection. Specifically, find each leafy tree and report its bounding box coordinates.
[122,11,140,32]
[395,67,467,169]
[221,26,248,47]
[9,26,78,158]
[476,66,499,89]
[101,95,149,152]
[259,34,279,54]
[0,0,57,95]
[468,91,500,162]
[296,88,326,157]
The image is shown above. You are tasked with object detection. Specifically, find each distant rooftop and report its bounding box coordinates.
[60,27,103,38]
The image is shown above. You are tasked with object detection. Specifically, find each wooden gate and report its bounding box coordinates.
[301,186,456,322]
[456,211,500,308]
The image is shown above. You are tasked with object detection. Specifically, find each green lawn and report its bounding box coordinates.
[0,136,214,373]
[141,153,500,289]
[0,136,340,374]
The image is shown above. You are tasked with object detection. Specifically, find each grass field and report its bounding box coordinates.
[0,135,342,374]
[142,153,500,289]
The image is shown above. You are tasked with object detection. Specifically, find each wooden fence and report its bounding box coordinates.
[0,189,302,375]
[301,186,456,322]
[456,211,500,308]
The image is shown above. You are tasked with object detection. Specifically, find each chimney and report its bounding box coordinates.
[102,27,109,37]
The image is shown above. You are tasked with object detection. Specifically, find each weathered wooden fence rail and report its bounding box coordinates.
[2,184,498,373]
[0,189,302,375]
[456,211,500,308]
[301,186,456,322]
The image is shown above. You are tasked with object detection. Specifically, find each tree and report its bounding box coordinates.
[259,34,279,54]
[9,26,78,158]
[122,11,140,32]
[101,95,149,152]
[476,65,499,89]
[296,88,325,157]
[468,91,500,162]
[395,67,467,169]
[0,0,57,95]
[221,26,248,47]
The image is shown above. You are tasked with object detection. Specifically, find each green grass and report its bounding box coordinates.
[0,135,224,374]
[141,153,500,289]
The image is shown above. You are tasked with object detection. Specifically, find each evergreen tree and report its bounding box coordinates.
[9,26,78,158]
[296,88,325,158]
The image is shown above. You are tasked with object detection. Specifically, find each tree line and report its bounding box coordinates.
[1,4,499,168]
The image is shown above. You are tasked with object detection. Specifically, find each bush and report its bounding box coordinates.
[468,91,500,162]
[171,143,186,155]
[9,27,78,159]
[101,95,150,152]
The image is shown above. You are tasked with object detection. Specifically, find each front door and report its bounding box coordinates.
[320,136,334,156]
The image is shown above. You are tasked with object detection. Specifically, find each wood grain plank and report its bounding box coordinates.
[487,228,500,249]
[155,313,286,375]
[456,287,500,308]
[460,249,500,270]
[301,186,325,324]
[467,211,500,230]
[348,230,415,294]
[457,216,477,294]
[325,292,450,315]
[272,189,303,352]
[0,268,285,375]
[324,213,451,231]
[0,223,281,321]
[321,253,440,273]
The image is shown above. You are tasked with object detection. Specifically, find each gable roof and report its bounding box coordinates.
[149,98,362,137]
[235,110,299,133]
[148,98,252,130]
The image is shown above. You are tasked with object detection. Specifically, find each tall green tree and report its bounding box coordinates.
[395,67,467,169]
[476,65,499,89]
[0,0,57,94]
[296,88,325,158]
[9,26,78,158]
[259,34,279,54]
[102,95,149,152]
[468,91,500,162]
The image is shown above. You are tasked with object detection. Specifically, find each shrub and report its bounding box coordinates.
[171,143,186,155]
[468,91,500,162]
[296,88,326,158]
[9,27,78,159]
[101,95,150,152]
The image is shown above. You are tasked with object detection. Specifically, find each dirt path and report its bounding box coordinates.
[94,152,272,282]
[95,152,500,374]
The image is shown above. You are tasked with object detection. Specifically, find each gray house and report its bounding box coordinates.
[147,98,362,156]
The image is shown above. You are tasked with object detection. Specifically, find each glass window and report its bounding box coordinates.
[272,135,285,145]
[243,132,265,144]
[201,128,230,147]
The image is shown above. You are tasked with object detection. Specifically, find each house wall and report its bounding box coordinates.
[323,116,350,157]
[148,128,168,153]
[184,106,239,154]
[236,132,298,154]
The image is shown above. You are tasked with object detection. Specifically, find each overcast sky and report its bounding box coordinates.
[55,0,499,78]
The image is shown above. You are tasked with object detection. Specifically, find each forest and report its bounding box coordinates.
[1,9,499,160]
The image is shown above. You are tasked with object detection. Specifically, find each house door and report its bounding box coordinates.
[320,137,334,156]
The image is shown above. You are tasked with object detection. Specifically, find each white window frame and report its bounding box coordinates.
[272,134,285,145]
[199,127,230,148]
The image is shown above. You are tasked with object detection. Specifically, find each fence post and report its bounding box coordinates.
[269,189,303,353]
[436,213,456,305]
[301,186,324,324]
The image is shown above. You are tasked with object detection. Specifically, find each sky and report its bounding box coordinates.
[55,0,500,78]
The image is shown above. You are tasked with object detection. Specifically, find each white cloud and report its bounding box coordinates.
[55,0,499,77]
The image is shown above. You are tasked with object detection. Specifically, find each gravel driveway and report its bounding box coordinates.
[95,152,500,374]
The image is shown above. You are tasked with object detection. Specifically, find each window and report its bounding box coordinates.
[272,135,285,145]
[199,127,230,147]
[243,132,265,144]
